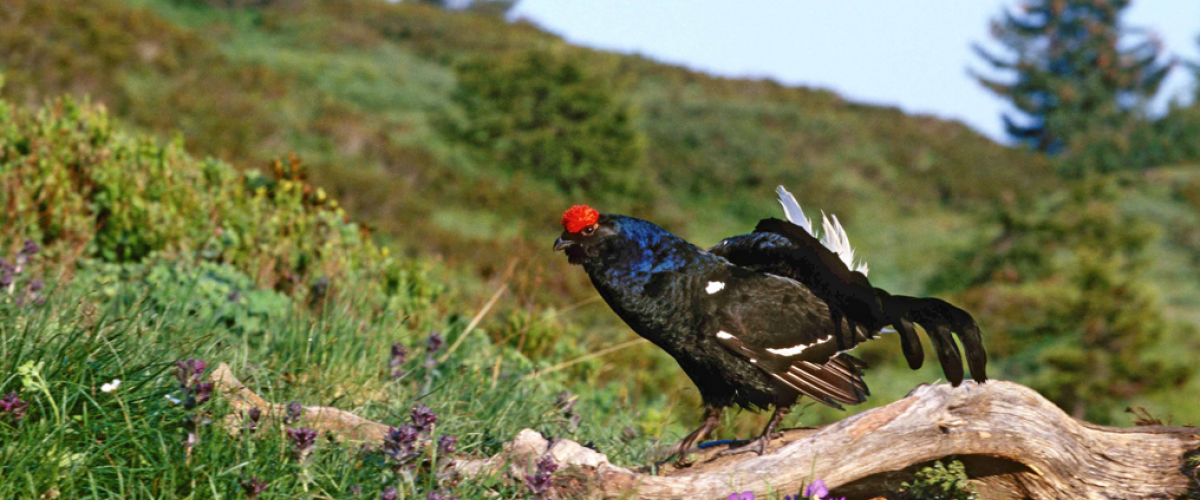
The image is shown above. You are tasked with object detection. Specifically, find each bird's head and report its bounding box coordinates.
[554,205,618,265]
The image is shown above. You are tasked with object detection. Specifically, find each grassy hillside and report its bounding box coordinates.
[2,1,1200,497]
[0,94,664,499]
[0,0,1053,265]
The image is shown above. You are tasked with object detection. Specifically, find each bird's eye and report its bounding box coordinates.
[581,225,596,236]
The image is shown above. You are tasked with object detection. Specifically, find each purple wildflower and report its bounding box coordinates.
[287,427,318,450]
[186,382,214,409]
[803,479,843,500]
[427,332,443,353]
[727,493,754,500]
[805,479,829,499]
[423,332,443,370]
[194,382,213,403]
[410,404,438,432]
[389,343,407,379]
[426,491,457,500]
[0,269,12,288]
[524,455,558,499]
[244,407,262,432]
[437,434,458,455]
[24,276,45,304]
[240,477,268,499]
[285,401,304,424]
[0,391,29,422]
[805,479,829,498]
[382,425,420,461]
[380,486,398,500]
[173,359,208,389]
[20,239,40,257]
[287,427,318,458]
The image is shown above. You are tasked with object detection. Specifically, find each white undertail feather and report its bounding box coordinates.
[774,185,814,235]
[775,186,869,275]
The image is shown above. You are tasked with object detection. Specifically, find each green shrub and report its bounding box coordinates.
[445,50,646,199]
[0,95,441,318]
[81,258,291,337]
[899,460,977,500]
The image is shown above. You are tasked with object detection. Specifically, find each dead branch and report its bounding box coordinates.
[210,362,391,442]
[209,364,1200,499]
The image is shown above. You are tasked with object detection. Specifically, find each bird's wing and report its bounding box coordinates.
[702,269,870,409]
[709,223,877,351]
[710,218,987,385]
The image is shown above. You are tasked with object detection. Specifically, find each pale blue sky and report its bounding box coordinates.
[509,1,1200,143]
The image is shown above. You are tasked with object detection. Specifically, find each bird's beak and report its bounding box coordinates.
[553,236,576,252]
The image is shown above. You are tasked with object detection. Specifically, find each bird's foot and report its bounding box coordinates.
[662,407,723,468]
[664,439,700,468]
[712,434,771,458]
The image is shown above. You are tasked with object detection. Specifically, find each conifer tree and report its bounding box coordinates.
[973,0,1172,164]
[928,179,1188,423]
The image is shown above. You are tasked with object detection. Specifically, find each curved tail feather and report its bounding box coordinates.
[891,318,925,372]
[882,295,988,385]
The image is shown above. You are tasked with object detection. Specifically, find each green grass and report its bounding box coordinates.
[0,249,668,499]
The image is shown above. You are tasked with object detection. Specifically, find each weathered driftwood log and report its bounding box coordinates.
[460,382,1200,500]
[209,364,1200,499]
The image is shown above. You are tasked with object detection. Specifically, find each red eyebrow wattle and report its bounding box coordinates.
[561,205,599,233]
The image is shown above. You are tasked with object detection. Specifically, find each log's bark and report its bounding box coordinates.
[209,364,1200,500]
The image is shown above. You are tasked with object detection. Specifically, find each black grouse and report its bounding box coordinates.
[553,186,988,462]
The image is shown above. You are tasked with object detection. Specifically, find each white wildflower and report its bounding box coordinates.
[100,379,121,393]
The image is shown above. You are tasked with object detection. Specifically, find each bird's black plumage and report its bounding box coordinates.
[713,217,988,385]
[554,198,987,462]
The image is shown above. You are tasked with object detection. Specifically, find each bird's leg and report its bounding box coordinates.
[714,406,789,458]
[666,406,721,466]
[831,308,847,351]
